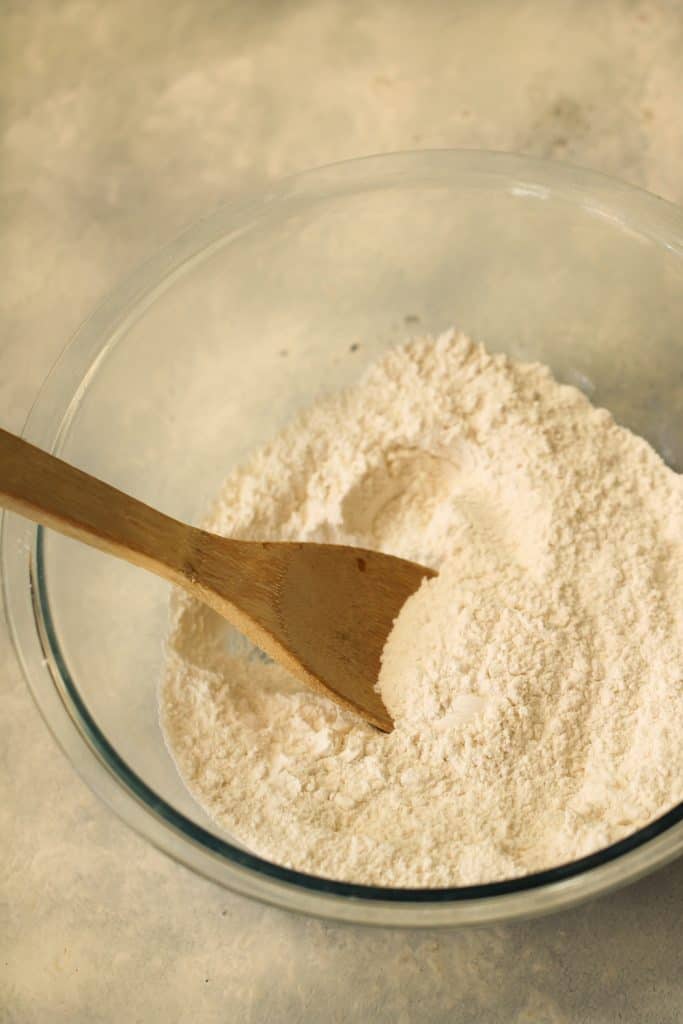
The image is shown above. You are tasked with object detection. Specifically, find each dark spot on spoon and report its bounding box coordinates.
[357,557,366,572]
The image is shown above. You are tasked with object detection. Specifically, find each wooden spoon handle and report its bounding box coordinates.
[0,427,192,584]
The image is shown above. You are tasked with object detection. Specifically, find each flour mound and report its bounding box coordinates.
[160,330,683,886]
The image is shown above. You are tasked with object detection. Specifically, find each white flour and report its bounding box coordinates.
[160,330,683,886]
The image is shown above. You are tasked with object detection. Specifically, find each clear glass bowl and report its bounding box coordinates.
[3,151,683,928]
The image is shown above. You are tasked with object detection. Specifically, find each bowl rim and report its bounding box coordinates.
[3,148,683,927]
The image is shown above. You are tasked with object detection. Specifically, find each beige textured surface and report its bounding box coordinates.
[2,1,682,1020]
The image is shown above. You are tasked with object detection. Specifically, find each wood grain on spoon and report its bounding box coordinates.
[0,428,435,731]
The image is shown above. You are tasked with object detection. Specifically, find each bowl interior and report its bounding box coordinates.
[8,153,683,910]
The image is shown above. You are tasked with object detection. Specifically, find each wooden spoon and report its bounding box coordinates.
[0,428,435,731]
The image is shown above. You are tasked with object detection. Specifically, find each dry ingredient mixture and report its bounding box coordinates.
[160,330,683,887]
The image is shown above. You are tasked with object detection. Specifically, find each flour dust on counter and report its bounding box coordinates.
[160,329,683,887]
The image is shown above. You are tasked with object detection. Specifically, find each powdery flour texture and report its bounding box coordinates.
[160,330,683,886]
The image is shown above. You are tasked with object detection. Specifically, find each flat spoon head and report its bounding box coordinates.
[190,536,436,731]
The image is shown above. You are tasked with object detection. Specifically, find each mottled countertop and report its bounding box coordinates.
[2,2,683,1021]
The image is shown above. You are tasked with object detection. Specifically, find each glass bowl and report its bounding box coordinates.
[3,151,683,928]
